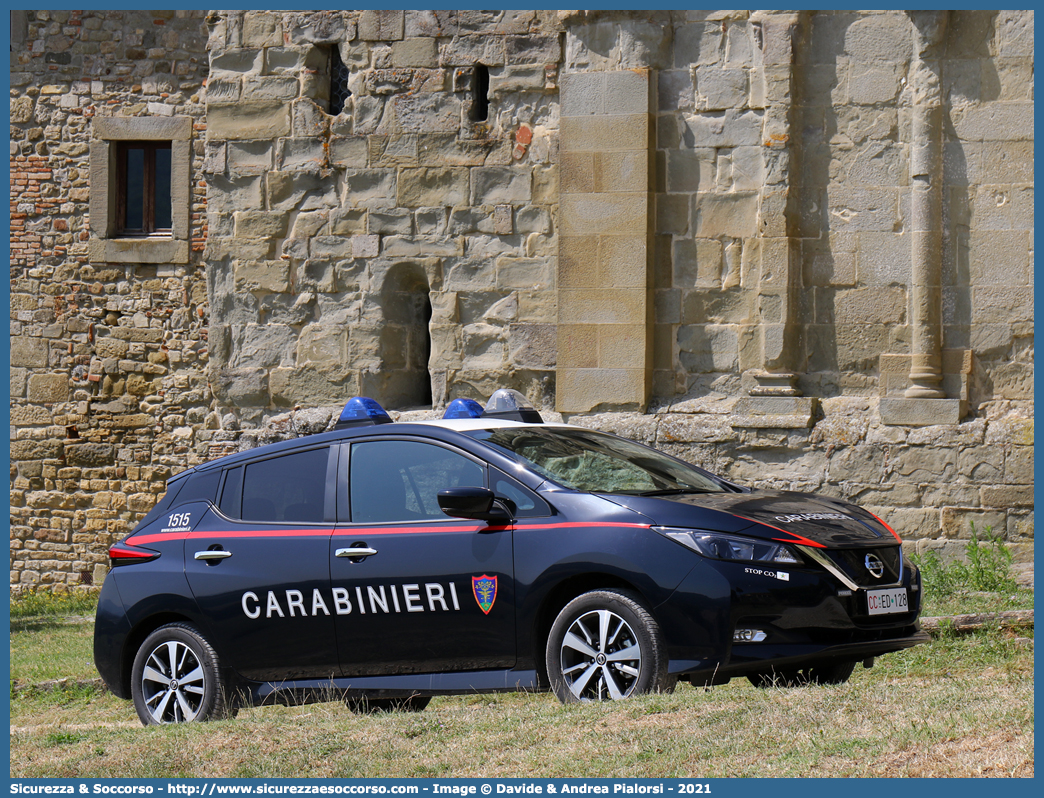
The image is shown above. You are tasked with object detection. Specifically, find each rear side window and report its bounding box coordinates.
[218,466,244,518]
[241,448,330,523]
[172,470,221,506]
[350,440,484,523]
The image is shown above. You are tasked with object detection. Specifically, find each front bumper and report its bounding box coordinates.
[657,554,926,680]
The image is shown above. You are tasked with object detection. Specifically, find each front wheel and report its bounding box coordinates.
[546,589,673,703]
[130,623,233,725]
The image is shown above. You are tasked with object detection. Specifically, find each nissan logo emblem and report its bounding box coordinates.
[865,553,885,579]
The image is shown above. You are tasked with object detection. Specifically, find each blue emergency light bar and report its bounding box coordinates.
[333,396,393,430]
[442,398,484,419]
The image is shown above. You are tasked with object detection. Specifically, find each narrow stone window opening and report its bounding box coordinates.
[418,296,433,407]
[378,264,434,409]
[330,46,352,116]
[471,64,490,122]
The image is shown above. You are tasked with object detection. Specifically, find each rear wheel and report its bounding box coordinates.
[747,660,856,688]
[130,623,234,725]
[546,589,673,703]
[346,695,431,713]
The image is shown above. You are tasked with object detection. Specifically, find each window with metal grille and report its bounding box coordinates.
[330,46,351,116]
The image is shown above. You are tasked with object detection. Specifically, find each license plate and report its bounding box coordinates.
[866,587,908,615]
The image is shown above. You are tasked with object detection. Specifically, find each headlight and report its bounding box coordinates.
[654,527,801,564]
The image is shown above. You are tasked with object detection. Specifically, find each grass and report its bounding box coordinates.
[9,545,1034,778]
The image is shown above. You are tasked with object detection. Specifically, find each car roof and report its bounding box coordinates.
[179,417,578,479]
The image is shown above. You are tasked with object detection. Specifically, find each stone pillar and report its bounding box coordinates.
[557,69,655,413]
[905,11,948,400]
[736,11,816,427]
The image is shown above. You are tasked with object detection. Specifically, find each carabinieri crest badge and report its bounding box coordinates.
[472,574,497,614]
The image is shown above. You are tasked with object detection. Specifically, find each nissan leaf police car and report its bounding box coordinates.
[94,389,927,724]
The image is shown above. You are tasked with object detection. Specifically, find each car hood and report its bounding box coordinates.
[598,489,899,549]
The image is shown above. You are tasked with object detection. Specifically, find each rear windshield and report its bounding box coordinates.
[464,427,725,495]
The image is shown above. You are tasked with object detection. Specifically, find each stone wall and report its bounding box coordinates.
[203,10,562,423]
[9,9,1034,589]
[9,10,211,587]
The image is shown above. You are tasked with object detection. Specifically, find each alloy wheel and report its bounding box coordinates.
[559,608,642,700]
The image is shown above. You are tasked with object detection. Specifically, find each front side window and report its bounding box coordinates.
[117,141,172,235]
[350,440,485,524]
[466,428,725,496]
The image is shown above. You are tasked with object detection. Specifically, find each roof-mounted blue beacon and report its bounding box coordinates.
[442,398,484,419]
[481,388,543,423]
[333,396,393,430]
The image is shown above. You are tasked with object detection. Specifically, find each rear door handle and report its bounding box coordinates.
[335,547,378,558]
[194,550,232,561]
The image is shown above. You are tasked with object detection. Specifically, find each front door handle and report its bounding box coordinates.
[194,550,232,561]
[335,547,378,558]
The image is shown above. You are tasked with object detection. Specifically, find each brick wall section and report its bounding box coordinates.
[10,10,211,588]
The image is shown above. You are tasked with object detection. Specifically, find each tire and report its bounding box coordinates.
[546,589,673,703]
[346,694,431,713]
[130,623,233,725]
[747,660,856,688]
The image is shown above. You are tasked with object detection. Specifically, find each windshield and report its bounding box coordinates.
[464,427,725,495]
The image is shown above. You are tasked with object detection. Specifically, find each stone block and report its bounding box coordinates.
[397,167,469,207]
[439,34,507,67]
[489,65,547,95]
[560,194,648,237]
[330,136,369,167]
[603,70,653,116]
[266,46,329,75]
[393,92,463,134]
[233,211,289,239]
[559,151,595,195]
[233,260,291,293]
[344,169,397,202]
[560,114,649,153]
[392,37,437,67]
[207,102,290,140]
[64,443,115,468]
[241,76,299,103]
[496,257,553,290]
[267,171,338,211]
[557,325,599,369]
[682,109,762,148]
[559,289,646,326]
[243,12,282,47]
[1005,445,1033,484]
[673,238,723,288]
[980,485,1034,509]
[694,67,747,111]
[594,151,649,194]
[599,237,647,289]
[472,167,532,205]
[972,285,1033,324]
[677,324,738,373]
[674,22,724,67]
[879,398,963,427]
[834,287,906,325]
[693,192,759,239]
[941,507,1007,540]
[560,72,607,117]
[11,337,49,368]
[506,34,561,66]
[598,326,648,369]
[26,373,68,404]
[367,209,413,235]
[557,367,648,413]
[509,324,556,368]
[358,10,405,41]
[230,324,297,369]
[227,141,273,174]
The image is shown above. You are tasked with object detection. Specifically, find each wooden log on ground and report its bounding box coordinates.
[920,609,1034,635]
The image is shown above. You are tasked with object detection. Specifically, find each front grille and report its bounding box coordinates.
[828,546,903,587]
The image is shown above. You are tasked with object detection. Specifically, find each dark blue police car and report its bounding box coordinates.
[94,389,927,724]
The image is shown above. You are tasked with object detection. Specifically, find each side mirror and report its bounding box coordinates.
[437,487,512,523]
